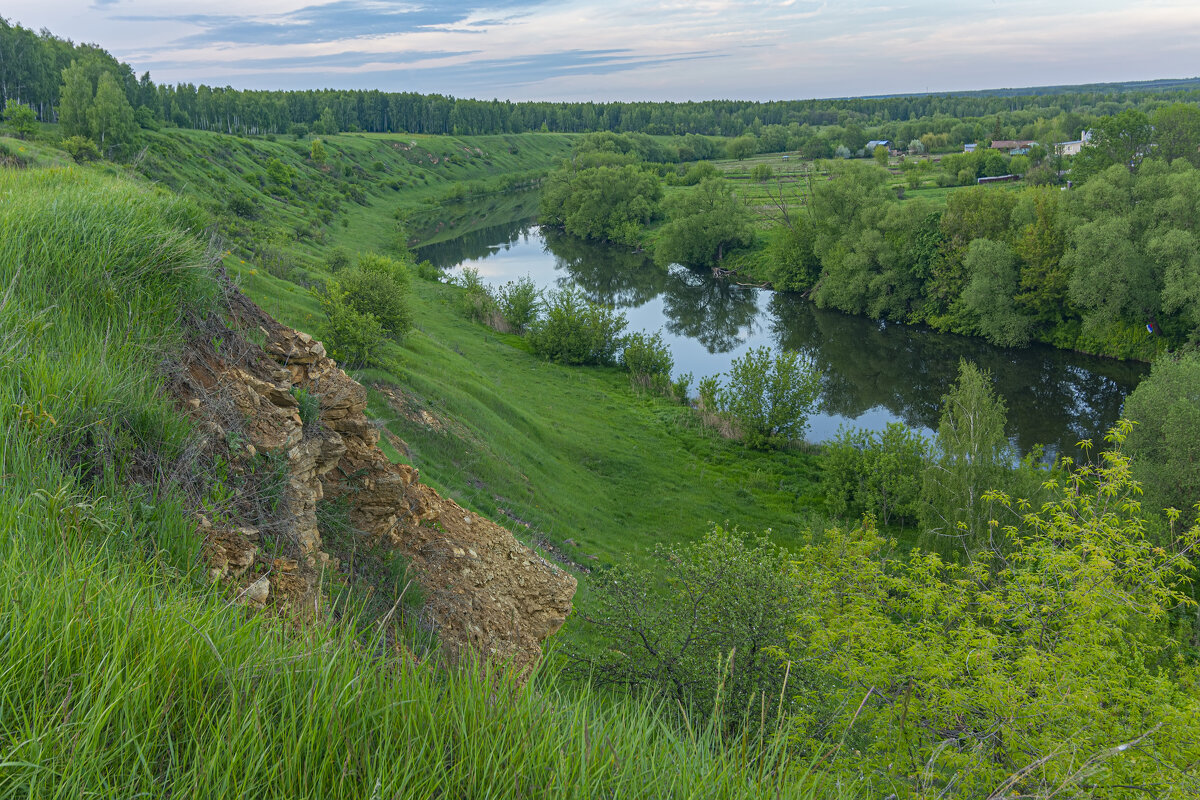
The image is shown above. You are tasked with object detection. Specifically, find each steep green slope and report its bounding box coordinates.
[136,128,573,275]
[0,163,834,799]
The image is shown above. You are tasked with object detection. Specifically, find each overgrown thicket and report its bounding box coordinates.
[768,155,1200,359]
[572,423,1200,797]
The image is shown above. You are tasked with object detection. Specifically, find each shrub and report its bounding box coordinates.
[528,287,627,366]
[494,276,541,333]
[325,246,351,272]
[714,346,821,448]
[566,526,804,737]
[621,331,673,378]
[750,163,773,182]
[355,251,411,291]
[314,280,385,367]
[822,423,929,526]
[672,371,693,403]
[61,135,100,163]
[454,267,497,323]
[338,267,411,340]
[2,100,37,140]
[415,259,443,282]
[226,195,257,219]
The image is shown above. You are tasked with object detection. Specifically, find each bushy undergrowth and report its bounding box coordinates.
[528,287,627,366]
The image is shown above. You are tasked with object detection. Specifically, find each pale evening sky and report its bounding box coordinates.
[9,1,1200,101]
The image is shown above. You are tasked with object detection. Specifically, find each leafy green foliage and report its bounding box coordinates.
[956,237,1035,346]
[620,330,673,378]
[528,287,627,366]
[493,275,541,333]
[454,266,497,323]
[568,526,804,735]
[822,423,929,526]
[309,137,327,164]
[920,360,1011,550]
[1122,351,1200,525]
[60,134,100,163]
[540,163,662,246]
[713,346,821,449]
[796,428,1200,796]
[763,218,821,292]
[2,99,36,139]
[314,280,386,367]
[654,178,753,268]
[334,254,412,341]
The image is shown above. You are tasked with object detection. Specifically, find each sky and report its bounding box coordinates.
[9,1,1200,101]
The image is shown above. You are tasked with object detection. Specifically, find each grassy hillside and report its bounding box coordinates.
[239,263,827,567]
[133,126,829,574]
[136,128,574,277]
[0,162,838,798]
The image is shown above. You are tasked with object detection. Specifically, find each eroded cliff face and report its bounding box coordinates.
[173,287,575,673]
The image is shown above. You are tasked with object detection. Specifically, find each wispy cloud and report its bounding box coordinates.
[6,0,1199,100]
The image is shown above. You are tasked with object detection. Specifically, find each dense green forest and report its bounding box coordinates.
[5,14,1200,143]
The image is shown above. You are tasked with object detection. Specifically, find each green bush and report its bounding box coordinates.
[714,346,821,448]
[822,423,929,526]
[528,287,627,366]
[415,259,443,281]
[337,268,411,340]
[621,331,673,378]
[314,280,386,367]
[566,526,804,737]
[454,266,497,323]
[226,195,257,219]
[61,135,100,163]
[354,251,412,290]
[495,276,541,333]
[325,246,351,272]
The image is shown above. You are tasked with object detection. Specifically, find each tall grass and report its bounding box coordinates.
[0,166,838,797]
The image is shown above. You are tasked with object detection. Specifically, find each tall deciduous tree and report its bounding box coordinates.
[1122,351,1200,526]
[921,359,1011,551]
[957,237,1035,346]
[57,60,92,138]
[1151,103,1200,167]
[87,71,135,149]
[654,178,751,268]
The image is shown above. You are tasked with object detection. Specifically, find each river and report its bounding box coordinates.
[418,218,1147,458]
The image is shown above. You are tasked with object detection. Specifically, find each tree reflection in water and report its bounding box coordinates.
[545,230,760,354]
[430,218,1147,456]
[767,293,1146,458]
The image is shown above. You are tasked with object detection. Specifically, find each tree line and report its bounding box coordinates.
[537,109,1200,361]
[6,15,1200,142]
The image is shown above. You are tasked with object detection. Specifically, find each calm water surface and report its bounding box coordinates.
[418,219,1147,457]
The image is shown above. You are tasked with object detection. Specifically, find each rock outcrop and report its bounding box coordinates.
[174,288,575,673]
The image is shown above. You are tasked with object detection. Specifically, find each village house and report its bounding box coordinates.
[1055,130,1093,156]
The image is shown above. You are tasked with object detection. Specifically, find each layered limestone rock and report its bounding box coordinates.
[177,294,575,672]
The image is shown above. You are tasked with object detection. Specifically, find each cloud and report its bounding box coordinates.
[116,1,535,46]
[7,0,1200,100]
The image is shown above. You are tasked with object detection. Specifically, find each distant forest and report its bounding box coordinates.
[4,15,1200,140]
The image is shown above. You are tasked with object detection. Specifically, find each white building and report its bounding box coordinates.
[1055,130,1092,157]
